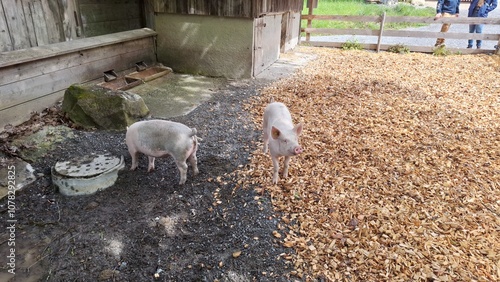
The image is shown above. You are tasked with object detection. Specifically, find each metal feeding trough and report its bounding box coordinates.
[125,62,172,82]
[52,154,125,196]
[98,69,143,91]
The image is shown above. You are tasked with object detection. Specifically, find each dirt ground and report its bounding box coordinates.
[0,76,296,281]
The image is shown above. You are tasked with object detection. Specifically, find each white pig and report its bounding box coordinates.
[263,102,303,184]
[125,120,199,185]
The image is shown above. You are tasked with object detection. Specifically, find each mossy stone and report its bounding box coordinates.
[62,84,149,130]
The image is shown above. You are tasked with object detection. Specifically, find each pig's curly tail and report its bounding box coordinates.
[190,128,203,142]
[190,128,197,137]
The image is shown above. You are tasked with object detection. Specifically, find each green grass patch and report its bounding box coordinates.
[302,0,435,33]
[387,44,411,54]
[341,39,363,50]
[432,45,452,56]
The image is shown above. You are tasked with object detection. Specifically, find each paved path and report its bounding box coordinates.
[305,1,500,50]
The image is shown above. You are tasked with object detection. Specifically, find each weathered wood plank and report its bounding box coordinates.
[300,14,500,24]
[0,90,64,130]
[60,0,79,41]
[21,0,37,47]
[41,0,65,44]
[83,20,143,37]
[304,41,493,54]
[79,0,139,4]
[79,3,141,22]
[0,28,157,68]
[0,2,12,51]
[265,0,302,13]
[2,0,31,50]
[153,0,302,18]
[300,15,381,22]
[252,14,281,76]
[383,30,500,40]
[385,16,500,24]
[143,0,156,29]
[302,28,500,41]
[303,28,380,36]
[79,2,142,37]
[0,37,154,87]
[30,0,50,46]
[0,45,155,111]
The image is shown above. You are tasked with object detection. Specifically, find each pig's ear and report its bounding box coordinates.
[294,123,303,136]
[271,126,281,139]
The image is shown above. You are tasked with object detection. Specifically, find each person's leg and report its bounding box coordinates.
[476,24,484,48]
[435,13,452,46]
[468,24,476,48]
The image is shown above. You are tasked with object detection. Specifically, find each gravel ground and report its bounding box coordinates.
[0,77,300,281]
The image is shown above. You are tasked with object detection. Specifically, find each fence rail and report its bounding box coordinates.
[300,13,500,54]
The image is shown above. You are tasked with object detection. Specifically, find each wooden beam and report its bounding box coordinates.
[0,38,155,87]
[2,0,31,50]
[0,1,12,51]
[0,42,155,111]
[305,41,493,54]
[300,14,500,24]
[306,0,313,42]
[301,28,500,41]
[377,12,386,53]
[0,28,157,68]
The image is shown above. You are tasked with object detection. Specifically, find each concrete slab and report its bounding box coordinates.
[255,50,317,82]
[0,125,74,200]
[11,125,75,162]
[0,153,36,200]
[129,73,227,119]
[128,49,314,119]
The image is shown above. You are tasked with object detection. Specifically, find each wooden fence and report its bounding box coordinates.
[301,13,500,54]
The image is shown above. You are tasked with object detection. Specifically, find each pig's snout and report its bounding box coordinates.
[294,146,303,155]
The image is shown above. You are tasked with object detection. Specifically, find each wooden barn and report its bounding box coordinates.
[153,0,304,77]
[0,0,303,131]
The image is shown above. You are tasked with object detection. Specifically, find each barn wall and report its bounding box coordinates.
[0,28,157,131]
[282,11,301,52]
[155,14,254,78]
[253,14,282,76]
[79,0,144,37]
[153,0,303,18]
[0,0,149,52]
[0,0,79,52]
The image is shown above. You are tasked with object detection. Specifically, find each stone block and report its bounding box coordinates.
[62,84,150,130]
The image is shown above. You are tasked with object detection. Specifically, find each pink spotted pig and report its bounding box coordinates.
[263,102,303,184]
[125,120,199,185]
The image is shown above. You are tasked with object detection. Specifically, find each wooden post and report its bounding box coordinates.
[306,0,314,42]
[376,12,386,53]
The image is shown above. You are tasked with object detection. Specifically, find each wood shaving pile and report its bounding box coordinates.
[239,47,500,281]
